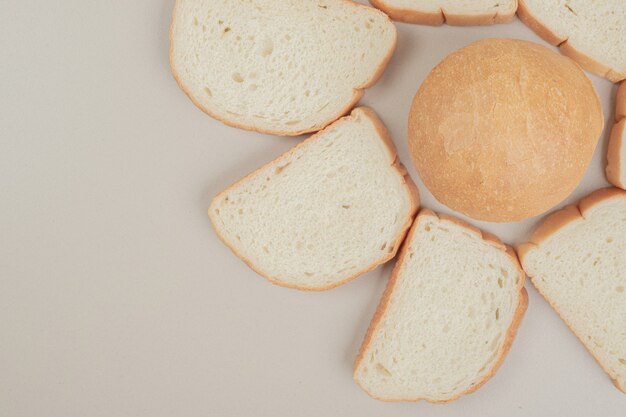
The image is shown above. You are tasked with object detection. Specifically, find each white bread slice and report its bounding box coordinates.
[354,210,528,402]
[209,108,419,290]
[607,82,626,189]
[170,0,396,136]
[370,0,517,25]
[518,188,626,393]
[518,0,626,82]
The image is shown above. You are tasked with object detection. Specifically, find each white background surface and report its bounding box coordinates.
[1,1,624,416]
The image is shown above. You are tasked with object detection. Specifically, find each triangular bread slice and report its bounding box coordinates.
[518,0,626,82]
[518,188,626,393]
[354,210,527,402]
[607,82,626,189]
[370,0,517,25]
[170,0,396,136]
[209,108,419,290]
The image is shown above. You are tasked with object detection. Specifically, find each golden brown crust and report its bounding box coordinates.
[408,38,603,222]
[607,83,626,189]
[517,0,625,83]
[578,187,626,216]
[517,187,626,393]
[208,107,419,291]
[370,0,516,26]
[353,209,527,402]
[169,0,397,136]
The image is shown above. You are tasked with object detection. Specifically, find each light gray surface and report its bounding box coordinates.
[1,1,624,416]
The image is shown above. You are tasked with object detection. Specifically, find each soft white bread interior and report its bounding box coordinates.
[170,0,396,136]
[209,108,419,290]
[518,188,626,393]
[607,82,626,189]
[354,210,527,402]
[518,0,626,82]
[371,0,517,25]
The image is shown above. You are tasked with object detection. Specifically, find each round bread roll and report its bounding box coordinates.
[409,39,603,222]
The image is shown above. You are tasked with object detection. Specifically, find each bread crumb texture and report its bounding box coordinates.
[170,0,396,135]
[355,211,526,401]
[520,189,626,392]
[209,108,417,290]
[518,0,626,82]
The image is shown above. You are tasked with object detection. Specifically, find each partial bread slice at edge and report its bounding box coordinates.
[370,0,517,26]
[170,0,397,136]
[209,107,419,291]
[517,1,626,82]
[517,188,626,393]
[353,209,528,402]
[607,82,626,189]
[607,120,626,189]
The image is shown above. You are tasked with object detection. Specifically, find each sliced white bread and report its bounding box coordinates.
[518,0,626,82]
[370,0,517,25]
[518,188,626,393]
[170,0,396,136]
[209,108,419,290]
[354,210,528,402]
[607,82,626,189]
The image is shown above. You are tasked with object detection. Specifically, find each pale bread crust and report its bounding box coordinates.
[517,187,626,393]
[606,120,625,189]
[354,209,528,402]
[208,107,420,291]
[518,188,626,256]
[616,82,626,121]
[169,0,397,137]
[607,82,626,189]
[370,0,516,25]
[517,1,626,83]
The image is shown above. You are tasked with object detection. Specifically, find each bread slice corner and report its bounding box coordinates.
[209,107,419,290]
[518,187,626,393]
[517,0,626,82]
[370,0,517,26]
[354,209,527,402]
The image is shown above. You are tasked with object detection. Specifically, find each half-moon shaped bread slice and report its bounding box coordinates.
[209,108,419,290]
[170,0,396,135]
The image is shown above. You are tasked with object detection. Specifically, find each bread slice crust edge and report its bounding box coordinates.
[607,82,626,189]
[353,209,528,402]
[208,107,420,291]
[169,0,398,136]
[517,1,625,83]
[369,0,517,26]
[517,187,626,393]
